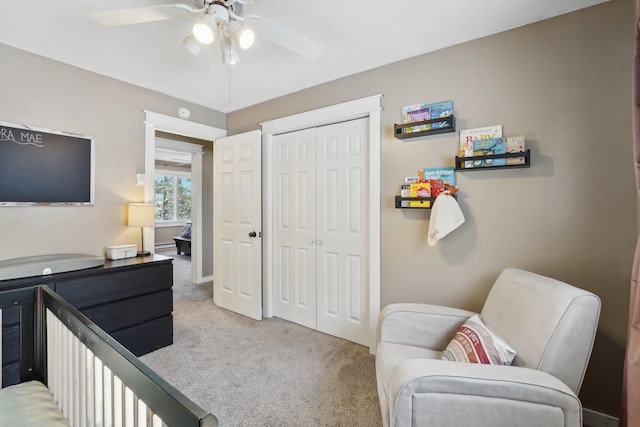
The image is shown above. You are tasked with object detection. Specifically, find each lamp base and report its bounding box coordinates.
[137,251,151,257]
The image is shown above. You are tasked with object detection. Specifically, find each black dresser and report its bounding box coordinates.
[1,254,173,385]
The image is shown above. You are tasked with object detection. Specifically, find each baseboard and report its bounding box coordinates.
[155,244,174,251]
[584,408,619,427]
[198,274,213,284]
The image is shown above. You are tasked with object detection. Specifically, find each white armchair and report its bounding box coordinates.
[375,268,601,427]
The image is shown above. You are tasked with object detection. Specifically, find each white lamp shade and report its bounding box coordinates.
[128,203,155,227]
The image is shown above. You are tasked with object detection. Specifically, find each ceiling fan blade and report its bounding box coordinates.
[245,15,324,60]
[90,4,196,27]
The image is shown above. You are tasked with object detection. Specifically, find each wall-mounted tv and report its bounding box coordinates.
[0,121,95,206]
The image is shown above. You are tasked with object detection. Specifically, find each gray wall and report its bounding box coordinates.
[202,145,214,276]
[0,43,225,260]
[228,0,635,416]
[155,226,183,248]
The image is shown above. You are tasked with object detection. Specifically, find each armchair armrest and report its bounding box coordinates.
[377,303,475,350]
[388,359,581,427]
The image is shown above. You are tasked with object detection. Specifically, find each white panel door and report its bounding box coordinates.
[272,128,317,329]
[213,130,262,320]
[271,118,369,345]
[315,119,369,346]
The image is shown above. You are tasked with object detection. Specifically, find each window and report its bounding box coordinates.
[155,172,192,222]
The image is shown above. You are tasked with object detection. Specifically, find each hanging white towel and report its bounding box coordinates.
[428,193,465,246]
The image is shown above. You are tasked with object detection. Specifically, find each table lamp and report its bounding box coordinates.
[128,203,154,257]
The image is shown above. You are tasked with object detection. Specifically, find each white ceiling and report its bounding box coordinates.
[1,0,608,114]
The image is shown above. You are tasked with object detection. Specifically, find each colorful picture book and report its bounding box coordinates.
[409,182,431,208]
[402,104,430,133]
[471,136,506,167]
[422,167,456,196]
[401,101,454,133]
[425,101,454,129]
[459,125,503,168]
[398,168,457,207]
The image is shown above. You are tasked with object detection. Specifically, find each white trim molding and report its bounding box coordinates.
[144,111,226,285]
[260,94,382,354]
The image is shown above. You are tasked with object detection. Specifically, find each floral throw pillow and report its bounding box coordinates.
[440,314,516,365]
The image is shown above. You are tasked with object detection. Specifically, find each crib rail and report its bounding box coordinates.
[0,286,217,427]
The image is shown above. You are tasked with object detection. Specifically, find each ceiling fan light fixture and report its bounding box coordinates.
[90,0,326,65]
[221,36,240,65]
[183,35,202,56]
[209,4,230,25]
[226,21,255,50]
[238,28,255,49]
[192,22,214,45]
[238,28,256,49]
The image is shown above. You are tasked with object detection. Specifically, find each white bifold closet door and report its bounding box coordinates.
[272,118,369,346]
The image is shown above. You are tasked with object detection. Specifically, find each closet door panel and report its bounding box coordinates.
[315,118,370,346]
[272,128,317,329]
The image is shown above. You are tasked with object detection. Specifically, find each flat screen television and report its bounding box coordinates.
[0,121,95,206]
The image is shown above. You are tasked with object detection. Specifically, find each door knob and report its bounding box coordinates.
[249,231,257,238]
[308,239,315,245]
[316,239,323,246]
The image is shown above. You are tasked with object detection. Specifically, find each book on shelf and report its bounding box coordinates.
[425,101,454,129]
[400,184,410,207]
[471,136,506,167]
[505,135,526,165]
[401,104,430,133]
[459,125,503,168]
[401,101,454,134]
[409,182,431,208]
[422,167,456,196]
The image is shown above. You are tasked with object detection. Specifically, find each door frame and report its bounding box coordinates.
[261,95,382,353]
[143,111,227,284]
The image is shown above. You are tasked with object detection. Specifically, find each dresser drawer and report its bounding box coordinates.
[55,263,172,308]
[81,289,173,332]
[111,315,173,356]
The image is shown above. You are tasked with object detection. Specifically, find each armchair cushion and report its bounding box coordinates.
[440,314,516,365]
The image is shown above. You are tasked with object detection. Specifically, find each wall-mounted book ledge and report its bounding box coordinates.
[395,195,457,209]
[454,149,531,171]
[394,115,456,139]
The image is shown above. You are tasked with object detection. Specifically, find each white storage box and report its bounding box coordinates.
[106,244,137,260]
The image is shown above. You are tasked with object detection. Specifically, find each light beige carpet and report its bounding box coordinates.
[141,251,382,427]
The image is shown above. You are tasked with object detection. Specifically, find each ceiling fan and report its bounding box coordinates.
[89,0,324,64]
